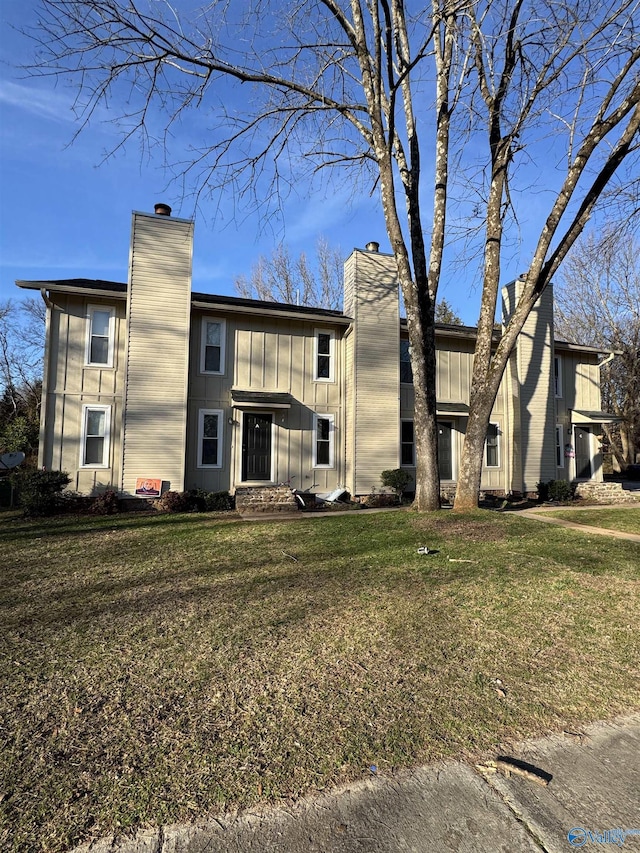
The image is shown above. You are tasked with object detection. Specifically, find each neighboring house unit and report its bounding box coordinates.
[17,205,618,501]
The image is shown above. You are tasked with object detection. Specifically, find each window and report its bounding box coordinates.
[400,340,413,383]
[401,420,414,465]
[554,355,563,398]
[86,306,115,366]
[198,409,223,467]
[556,424,564,468]
[80,405,110,467]
[314,330,335,381]
[200,319,225,374]
[313,414,335,468]
[485,422,500,468]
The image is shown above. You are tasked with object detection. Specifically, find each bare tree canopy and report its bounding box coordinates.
[29,0,640,509]
[235,238,343,311]
[555,229,640,469]
[0,298,45,459]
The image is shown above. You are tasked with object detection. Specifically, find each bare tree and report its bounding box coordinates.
[29,0,640,509]
[555,229,640,469]
[0,298,45,458]
[235,238,343,310]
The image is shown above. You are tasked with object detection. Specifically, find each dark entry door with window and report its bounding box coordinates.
[438,421,453,480]
[242,412,272,481]
[574,426,592,479]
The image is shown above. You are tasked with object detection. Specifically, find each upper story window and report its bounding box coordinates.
[80,404,111,467]
[313,413,335,467]
[197,409,223,467]
[554,355,563,398]
[86,305,115,367]
[400,340,413,383]
[314,329,335,382]
[485,422,500,468]
[201,318,226,374]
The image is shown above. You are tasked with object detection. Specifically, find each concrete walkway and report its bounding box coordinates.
[74,714,640,852]
[517,503,640,544]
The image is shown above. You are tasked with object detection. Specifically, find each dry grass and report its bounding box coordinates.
[538,506,640,534]
[0,508,638,852]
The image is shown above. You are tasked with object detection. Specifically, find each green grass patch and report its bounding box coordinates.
[538,506,640,534]
[1,509,639,852]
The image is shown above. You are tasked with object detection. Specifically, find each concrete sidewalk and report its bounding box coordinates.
[75,714,640,853]
[517,503,640,544]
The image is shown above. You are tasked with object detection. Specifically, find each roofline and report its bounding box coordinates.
[16,278,351,324]
[554,340,619,356]
[15,278,614,353]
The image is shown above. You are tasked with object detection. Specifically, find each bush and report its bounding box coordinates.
[204,491,235,512]
[156,489,235,513]
[156,490,192,513]
[537,479,573,502]
[380,468,413,502]
[12,469,71,517]
[90,489,120,515]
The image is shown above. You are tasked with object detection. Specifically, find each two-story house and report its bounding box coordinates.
[16,204,617,502]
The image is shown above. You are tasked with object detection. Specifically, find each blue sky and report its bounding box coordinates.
[0,0,486,322]
[2,1,626,328]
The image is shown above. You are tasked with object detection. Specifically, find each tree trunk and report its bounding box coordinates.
[412,319,440,511]
[454,397,495,510]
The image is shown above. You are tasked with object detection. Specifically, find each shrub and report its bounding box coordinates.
[90,489,120,515]
[380,468,413,502]
[537,479,573,502]
[204,491,235,512]
[12,469,71,517]
[156,490,192,513]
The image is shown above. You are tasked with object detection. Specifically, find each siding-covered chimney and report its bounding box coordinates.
[120,208,194,495]
[343,248,400,495]
[502,279,556,493]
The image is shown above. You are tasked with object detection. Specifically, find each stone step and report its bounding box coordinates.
[234,485,300,515]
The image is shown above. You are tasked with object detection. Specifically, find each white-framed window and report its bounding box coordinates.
[80,404,111,467]
[197,409,223,468]
[314,329,335,382]
[313,413,335,468]
[554,355,563,398]
[556,424,564,468]
[401,419,415,465]
[200,318,226,374]
[485,422,500,468]
[400,340,413,383]
[85,305,115,367]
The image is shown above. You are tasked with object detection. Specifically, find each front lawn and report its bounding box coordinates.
[1,509,638,852]
[538,506,640,535]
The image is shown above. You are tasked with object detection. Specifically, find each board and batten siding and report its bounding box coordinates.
[400,331,508,491]
[344,249,400,495]
[121,211,194,495]
[185,311,345,493]
[39,293,126,492]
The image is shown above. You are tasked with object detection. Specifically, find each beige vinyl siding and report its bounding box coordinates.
[345,250,400,495]
[39,293,126,491]
[121,212,193,495]
[344,331,355,495]
[554,350,600,430]
[185,311,345,493]
[502,281,556,493]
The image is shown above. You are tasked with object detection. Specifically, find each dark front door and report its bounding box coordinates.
[242,412,272,481]
[438,421,453,480]
[574,426,592,479]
